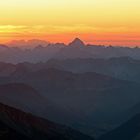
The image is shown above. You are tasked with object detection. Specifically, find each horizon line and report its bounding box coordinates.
[4,38,140,48]
[0,38,138,48]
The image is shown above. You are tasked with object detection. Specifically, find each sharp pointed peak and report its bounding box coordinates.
[68,38,85,47]
[73,37,83,41]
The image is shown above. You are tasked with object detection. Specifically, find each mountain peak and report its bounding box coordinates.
[68,38,85,47]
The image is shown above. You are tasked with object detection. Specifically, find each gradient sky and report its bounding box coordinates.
[0,0,140,46]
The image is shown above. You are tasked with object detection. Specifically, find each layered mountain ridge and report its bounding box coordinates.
[0,102,94,140]
[1,38,140,63]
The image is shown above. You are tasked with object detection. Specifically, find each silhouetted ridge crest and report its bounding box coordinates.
[68,38,85,48]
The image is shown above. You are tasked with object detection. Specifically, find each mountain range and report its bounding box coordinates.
[0,38,140,63]
[1,65,140,138]
[1,39,140,139]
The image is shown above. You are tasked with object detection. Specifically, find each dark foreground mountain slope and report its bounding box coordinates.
[98,114,140,140]
[0,120,31,140]
[0,102,94,140]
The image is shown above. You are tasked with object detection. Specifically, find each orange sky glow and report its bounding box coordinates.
[0,0,140,47]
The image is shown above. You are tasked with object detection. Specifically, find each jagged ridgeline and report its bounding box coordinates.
[0,38,140,63]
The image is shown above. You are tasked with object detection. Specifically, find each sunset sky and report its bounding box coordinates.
[0,0,140,46]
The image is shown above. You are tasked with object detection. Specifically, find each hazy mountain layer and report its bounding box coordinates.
[1,38,140,63]
[0,67,140,137]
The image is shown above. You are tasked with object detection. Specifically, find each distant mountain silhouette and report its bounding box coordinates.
[55,38,92,59]
[0,38,139,63]
[68,38,85,48]
[7,39,50,49]
[0,44,9,49]
[0,44,9,54]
